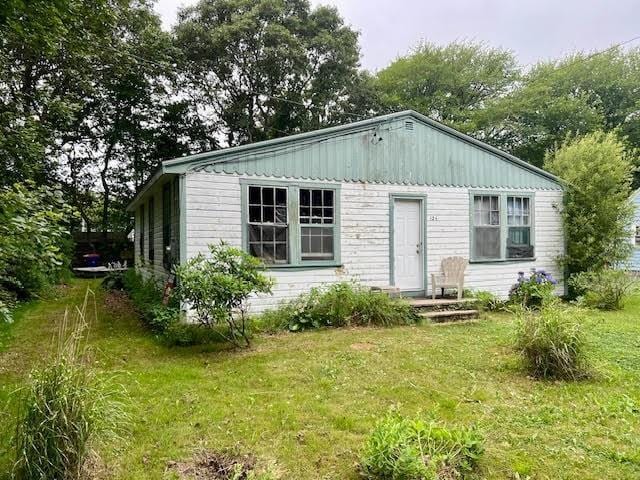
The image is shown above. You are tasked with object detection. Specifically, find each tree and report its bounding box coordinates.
[173,0,363,146]
[544,131,635,281]
[477,49,640,170]
[374,41,519,132]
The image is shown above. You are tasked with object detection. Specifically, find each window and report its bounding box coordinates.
[162,182,172,269]
[300,188,335,260]
[247,185,289,264]
[139,205,145,260]
[148,197,155,263]
[173,177,180,264]
[472,195,501,259]
[471,193,535,262]
[507,196,533,258]
[636,226,640,246]
[242,182,340,267]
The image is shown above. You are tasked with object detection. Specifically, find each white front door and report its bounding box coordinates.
[393,199,423,290]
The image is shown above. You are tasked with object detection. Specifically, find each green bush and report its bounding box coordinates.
[569,269,637,310]
[0,182,75,321]
[471,290,507,312]
[360,414,484,480]
[255,282,418,332]
[508,269,558,309]
[12,290,124,480]
[121,269,165,329]
[174,243,273,347]
[514,304,589,379]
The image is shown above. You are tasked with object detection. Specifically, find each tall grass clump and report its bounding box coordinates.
[570,268,637,310]
[256,282,418,332]
[514,303,590,380]
[12,289,125,480]
[360,414,484,480]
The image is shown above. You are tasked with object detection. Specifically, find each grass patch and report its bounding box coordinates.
[1,279,640,479]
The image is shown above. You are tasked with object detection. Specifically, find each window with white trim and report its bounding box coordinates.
[247,186,289,264]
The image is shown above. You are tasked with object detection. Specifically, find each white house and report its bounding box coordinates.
[126,110,565,312]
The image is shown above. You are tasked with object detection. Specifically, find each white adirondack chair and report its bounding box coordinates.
[431,257,467,300]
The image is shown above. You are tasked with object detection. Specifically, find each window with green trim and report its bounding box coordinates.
[243,182,340,266]
[162,182,172,269]
[471,193,534,261]
[506,196,533,259]
[300,188,335,260]
[148,198,155,263]
[139,205,145,260]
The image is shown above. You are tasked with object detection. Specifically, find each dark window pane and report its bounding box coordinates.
[324,234,334,255]
[248,225,262,242]
[276,188,287,206]
[300,189,310,207]
[249,243,262,257]
[249,205,261,222]
[312,207,322,218]
[262,206,274,223]
[507,227,534,258]
[262,244,275,262]
[312,189,322,206]
[262,226,274,242]
[474,227,500,259]
[275,206,287,224]
[323,190,333,207]
[323,208,333,223]
[249,186,261,204]
[300,207,310,221]
[262,187,274,205]
[275,243,287,261]
[275,227,287,242]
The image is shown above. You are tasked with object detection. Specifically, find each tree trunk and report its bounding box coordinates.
[100,140,116,243]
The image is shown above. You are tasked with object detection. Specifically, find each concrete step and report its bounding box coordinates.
[408,298,474,308]
[418,309,479,322]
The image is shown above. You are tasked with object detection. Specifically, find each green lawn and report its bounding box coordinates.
[1,279,639,479]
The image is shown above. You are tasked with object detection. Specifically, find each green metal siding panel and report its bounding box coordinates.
[189,115,560,190]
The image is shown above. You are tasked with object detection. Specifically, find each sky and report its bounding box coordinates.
[155,0,640,71]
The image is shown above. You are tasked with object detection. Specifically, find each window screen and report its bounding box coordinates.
[300,189,335,260]
[507,196,534,258]
[473,195,501,259]
[247,186,288,264]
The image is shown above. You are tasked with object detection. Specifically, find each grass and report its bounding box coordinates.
[1,278,640,479]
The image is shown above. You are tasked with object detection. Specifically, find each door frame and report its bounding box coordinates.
[389,193,428,296]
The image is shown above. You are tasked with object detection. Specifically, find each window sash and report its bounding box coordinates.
[247,186,290,265]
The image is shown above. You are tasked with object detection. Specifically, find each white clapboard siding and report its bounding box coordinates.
[185,172,564,313]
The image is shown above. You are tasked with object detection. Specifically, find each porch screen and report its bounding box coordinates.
[247,186,289,264]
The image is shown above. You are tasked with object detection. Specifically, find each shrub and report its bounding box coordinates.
[121,269,165,329]
[101,271,126,291]
[569,269,637,310]
[0,182,75,304]
[471,290,507,312]
[360,414,484,480]
[544,132,634,285]
[12,289,124,479]
[255,282,418,332]
[509,269,558,308]
[514,304,589,379]
[174,243,273,347]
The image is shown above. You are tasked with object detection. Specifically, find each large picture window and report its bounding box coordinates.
[243,182,340,267]
[471,192,535,262]
[247,185,289,264]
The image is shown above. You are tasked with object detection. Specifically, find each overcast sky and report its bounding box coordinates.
[155,0,640,71]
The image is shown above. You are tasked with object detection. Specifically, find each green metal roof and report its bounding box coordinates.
[129,110,562,210]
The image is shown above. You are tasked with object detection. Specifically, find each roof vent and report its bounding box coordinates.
[405,120,414,131]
